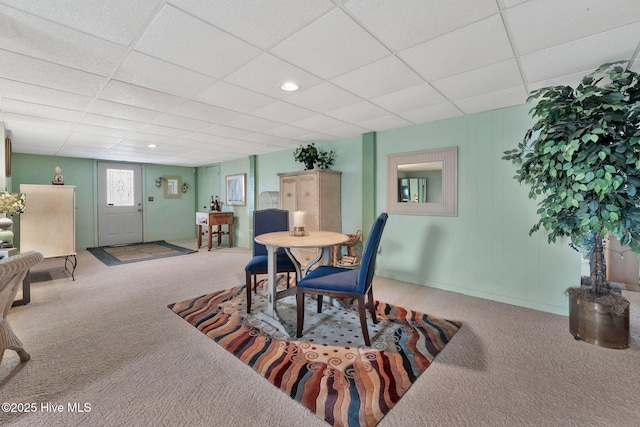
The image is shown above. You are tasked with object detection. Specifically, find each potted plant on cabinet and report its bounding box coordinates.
[503,61,640,349]
[293,143,335,170]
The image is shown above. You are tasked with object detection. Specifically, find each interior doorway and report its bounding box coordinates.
[97,162,143,246]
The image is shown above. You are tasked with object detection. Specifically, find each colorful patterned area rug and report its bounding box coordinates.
[168,284,460,426]
[87,240,196,266]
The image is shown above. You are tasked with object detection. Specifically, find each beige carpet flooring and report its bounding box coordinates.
[1,239,639,426]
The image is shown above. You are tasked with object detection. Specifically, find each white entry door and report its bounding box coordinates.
[97,162,143,246]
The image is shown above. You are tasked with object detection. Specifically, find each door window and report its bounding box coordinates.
[106,168,134,206]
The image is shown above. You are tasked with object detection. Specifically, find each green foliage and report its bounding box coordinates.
[293,144,335,170]
[503,61,640,295]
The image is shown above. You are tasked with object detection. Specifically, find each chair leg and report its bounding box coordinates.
[17,348,30,362]
[367,287,378,324]
[253,274,258,294]
[357,295,371,346]
[245,271,252,313]
[296,290,305,338]
[317,295,323,313]
[0,320,31,364]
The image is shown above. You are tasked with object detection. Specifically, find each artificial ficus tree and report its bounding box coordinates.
[503,61,640,297]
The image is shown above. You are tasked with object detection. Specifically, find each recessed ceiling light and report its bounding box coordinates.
[147,144,157,148]
[280,82,299,92]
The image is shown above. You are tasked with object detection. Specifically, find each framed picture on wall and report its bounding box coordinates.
[225,173,246,206]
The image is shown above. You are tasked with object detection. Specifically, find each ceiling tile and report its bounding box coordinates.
[80,113,144,131]
[0,6,126,76]
[0,78,92,111]
[263,124,312,139]
[137,123,190,138]
[225,114,282,132]
[224,53,322,99]
[0,0,164,45]
[399,14,513,81]
[399,103,463,124]
[88,100,162,122]
[0,50,105,96]
[271,9,389,79]
[283,82,362,113]
[432,59,524,100]
[182,132,229,145]
[356,114,412,132]
[170,0,335,49]
[527,71,586,93]
[295,132,335,143]
[124,132,175,144]
[505,0,640,55]
[2,99,84,123]
[520,23,640,83]
[134,4,260,78]
[73,124,131,138]
[151,113,213,132]
[239,133,285,145]
[344,0,498,50]
[331,55,425,99]
[195,81,275,113]
[325,101,389,123]
[4,112,76,131]
[114,51,216,98]
[65,132,121,148]
[290,114,347,133]
[249,101,316,123]
[169,101,243,124]
[370,83,446,113]
[201,124,253,139]
[323,124,370,139]
[56,146,107,157]
[98,80,186,111]
[5,122,71,147]
[9,143,59,156]
[455,86,527,114]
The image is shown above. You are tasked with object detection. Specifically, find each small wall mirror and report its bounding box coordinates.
[387,147,457,216]
[163,175,182,199]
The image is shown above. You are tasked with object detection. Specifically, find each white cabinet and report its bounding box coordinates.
[19,184,76,259]
[278,170,341,266]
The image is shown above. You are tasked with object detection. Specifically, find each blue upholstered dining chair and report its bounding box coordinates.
[245,209,298,313]
[296,213,388,346]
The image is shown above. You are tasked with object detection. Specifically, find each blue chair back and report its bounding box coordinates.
[253,209,289,257]
[356,213,388,294]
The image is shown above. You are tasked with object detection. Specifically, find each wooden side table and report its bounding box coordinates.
[196,212,234,250]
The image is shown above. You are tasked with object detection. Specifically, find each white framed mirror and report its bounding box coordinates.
[386,146,457,216]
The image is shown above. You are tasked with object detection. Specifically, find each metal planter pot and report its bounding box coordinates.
[569,293,630,349]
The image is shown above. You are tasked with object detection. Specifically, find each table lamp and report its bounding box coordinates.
[0,192,26,248]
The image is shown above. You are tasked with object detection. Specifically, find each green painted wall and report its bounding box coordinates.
[7,104,582,315]
[143,164,197,242]
[11,153,196,249]
[374,105,580,315]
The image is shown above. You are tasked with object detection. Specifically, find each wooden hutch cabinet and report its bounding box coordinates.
[278,169,341,266]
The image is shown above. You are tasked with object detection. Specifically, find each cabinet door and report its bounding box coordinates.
[20,185,76,258]
[280,176,297,213]
[297,174,319,230]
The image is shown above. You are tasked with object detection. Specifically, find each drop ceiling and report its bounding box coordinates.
[0,0,639,167]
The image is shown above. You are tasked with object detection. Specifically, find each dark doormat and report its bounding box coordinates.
[87,240,196,266]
